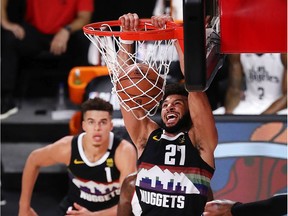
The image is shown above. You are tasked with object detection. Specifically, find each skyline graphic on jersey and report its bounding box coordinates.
[136,164,212,195]
[69,173,120,195]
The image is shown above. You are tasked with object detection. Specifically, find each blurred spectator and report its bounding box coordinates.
[213,53,287,115]
[153,0,182,21]
[0,0,94,120]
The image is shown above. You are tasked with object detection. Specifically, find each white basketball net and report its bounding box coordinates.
[84,23,177,119]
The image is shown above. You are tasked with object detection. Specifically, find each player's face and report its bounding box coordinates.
[82,110,113,145]
[161,94,189,128]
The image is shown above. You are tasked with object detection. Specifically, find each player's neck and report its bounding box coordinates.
[163,130,182,137]
[83,145,109,163]
[82,137,109,162]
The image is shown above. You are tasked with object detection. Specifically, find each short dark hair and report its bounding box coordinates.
[81,97,113,117]
[162,83,188,101]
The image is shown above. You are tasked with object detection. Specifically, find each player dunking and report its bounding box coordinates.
[117,13,218,216]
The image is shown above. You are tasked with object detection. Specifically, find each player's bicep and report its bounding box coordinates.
[29,138,71,167]
[28,147,58,168]
[188,92,218,151]
[120,108,156,145]
[116,141,138,184]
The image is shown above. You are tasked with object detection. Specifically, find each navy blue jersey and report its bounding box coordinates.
[132,128,214,216]
[66,132,121,211]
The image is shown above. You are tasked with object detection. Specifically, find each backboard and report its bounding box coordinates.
[183,0,224,91]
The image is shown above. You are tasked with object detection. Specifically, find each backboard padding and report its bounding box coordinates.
[220,0,287,53]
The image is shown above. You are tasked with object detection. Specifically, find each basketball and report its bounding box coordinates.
[116,63,164,110]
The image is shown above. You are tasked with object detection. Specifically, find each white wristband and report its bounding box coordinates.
[119,37,134,45]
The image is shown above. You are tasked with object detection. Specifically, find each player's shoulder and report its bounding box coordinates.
[118,138,136,150]
[54,135,74,146]
[39,136,73,159]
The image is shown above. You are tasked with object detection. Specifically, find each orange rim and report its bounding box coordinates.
[83,19,183,41]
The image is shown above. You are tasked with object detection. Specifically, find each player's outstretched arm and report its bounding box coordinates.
[173,26,218,168]
[187,91,218,168]
[19,136,72,216]
[118,13,159,154]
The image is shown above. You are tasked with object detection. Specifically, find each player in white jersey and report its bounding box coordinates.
[153,0,183,21]
[213,53,287,115]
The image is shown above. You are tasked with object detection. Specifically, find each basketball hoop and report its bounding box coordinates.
[83,19,183,119]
